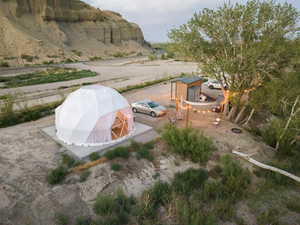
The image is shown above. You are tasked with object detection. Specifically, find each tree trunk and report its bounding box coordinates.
[227,105,238,121]
[234,106,247,124]
[243,108,255,126]
[275,96,299,151]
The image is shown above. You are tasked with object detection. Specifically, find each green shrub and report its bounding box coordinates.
[111,163,122,171]
[219,155,251,200]
[0,101,61,128]
[173,196,217,225]
[89,56,103,61]
[80,170,91,182]
[89,152,101,161]
[47,166,68,185]
[113,52,127,58]
[0,61,9,67]
[162,125,216,164]
[139,182,171,220]
[63,58,74,63]
[213,199,234,221]
[96,216,123,225]
[148,54,158,61]
[62,154,77,168]
[105,147,130,160]
[21,54,37,62]
[94,191,136,224]
[161,54,167,60]
[166,52,175,59]
[72,50,82,57]
[43,60,54,65]
[0,68,97,88]
[55,213,69,225]
[200,180,223,202]
[257,208,280,225]
[136,148,154,161]
[172,168,208,195]
[286,198,300,212]
[94,195,115,216]
[76,216,92,225]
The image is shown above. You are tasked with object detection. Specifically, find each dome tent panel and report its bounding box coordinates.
[55,85,134,146]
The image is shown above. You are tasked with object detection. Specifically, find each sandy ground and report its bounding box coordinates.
[0,81,282,225]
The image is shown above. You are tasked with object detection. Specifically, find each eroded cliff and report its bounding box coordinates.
[0,0,148,65]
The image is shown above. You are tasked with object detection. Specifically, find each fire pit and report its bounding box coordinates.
[231,128,242,134]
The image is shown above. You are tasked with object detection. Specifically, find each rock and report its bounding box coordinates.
[0,0,148,65]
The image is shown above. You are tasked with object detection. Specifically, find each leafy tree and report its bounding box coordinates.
[169,0,300,120]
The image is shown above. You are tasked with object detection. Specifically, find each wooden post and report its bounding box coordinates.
[186,104,190,128]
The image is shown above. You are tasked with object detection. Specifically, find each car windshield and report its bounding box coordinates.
[148,101,159,108]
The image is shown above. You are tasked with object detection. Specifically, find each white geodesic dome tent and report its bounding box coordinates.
[55,85,134,146]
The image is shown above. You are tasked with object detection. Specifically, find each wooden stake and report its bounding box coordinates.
[186,104,190,128]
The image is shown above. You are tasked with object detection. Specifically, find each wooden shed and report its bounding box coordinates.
[171,77,204,102]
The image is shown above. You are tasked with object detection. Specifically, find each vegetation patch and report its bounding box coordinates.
[132,140,155,161]
[173,168,208,195]
[0,68,97,88]
[162,125,216,164]
[94,191,136,224]
[55,213,70,225]
[72,50,82,57]
[0,61,9,67]
[105,146,131,160]
[47,166,68,185]
[89,152,101,161]
[21,54,38,62]
[111,163,123,171]
[0,100,62,128]
[89,56,103,61]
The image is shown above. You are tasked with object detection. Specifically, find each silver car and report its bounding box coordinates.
[131,100,167,117]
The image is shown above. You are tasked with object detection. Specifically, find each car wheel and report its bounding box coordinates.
[150,111,156,117]
[209,85,214,89]
[132,108,138,113]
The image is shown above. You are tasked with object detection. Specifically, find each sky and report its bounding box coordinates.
[84,0,300,43]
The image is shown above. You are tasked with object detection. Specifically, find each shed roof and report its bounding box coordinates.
[173,77,204,84]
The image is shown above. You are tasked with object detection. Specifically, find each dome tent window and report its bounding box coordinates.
[55,85,134,146]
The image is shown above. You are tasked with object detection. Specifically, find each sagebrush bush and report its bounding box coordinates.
[76,216,92,225]
[94,191,136,224]
[174,197,217,225]
[62,154,77,168]
[111,163,122,171]
[219,155,251,200]
[139,182,171,220]
[162,125,216,164]
[47,166,68,185]
[55,213,69,225]
[172,168,208,195]
[105,146,130,160]
[135,142,154,161]
[89,152,101,161]
[0,61,9,67]
[94,195,115,216]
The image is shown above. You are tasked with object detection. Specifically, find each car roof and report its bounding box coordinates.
[137,99,152,104]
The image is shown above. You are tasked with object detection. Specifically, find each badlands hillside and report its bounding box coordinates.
[0,0,150,65]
